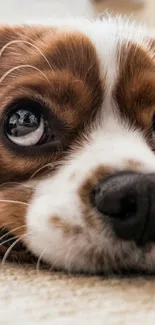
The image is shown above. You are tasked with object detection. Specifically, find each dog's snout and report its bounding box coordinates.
[91,171,155,245]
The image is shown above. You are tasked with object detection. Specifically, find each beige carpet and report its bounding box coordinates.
[1,1,155,324]
[1,263,155,325]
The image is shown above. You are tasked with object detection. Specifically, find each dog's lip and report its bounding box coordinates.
[142,242,153,254]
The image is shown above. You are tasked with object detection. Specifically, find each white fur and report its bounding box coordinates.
[26,18,155,273]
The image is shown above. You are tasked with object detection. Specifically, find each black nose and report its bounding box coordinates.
[91,171,155,245]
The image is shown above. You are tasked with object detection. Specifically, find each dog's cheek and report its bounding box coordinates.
[0,185,35,261]
[0,185,33,236]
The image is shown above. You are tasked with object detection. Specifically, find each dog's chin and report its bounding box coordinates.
[25,218,155,275]
[1,227,155,275]
[37,244,155,275]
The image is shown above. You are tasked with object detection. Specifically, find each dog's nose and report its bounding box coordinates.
[91,171,155,245]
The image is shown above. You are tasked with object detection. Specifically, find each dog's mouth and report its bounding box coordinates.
[0,228,36,263]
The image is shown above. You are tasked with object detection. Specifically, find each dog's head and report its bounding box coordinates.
[1,18,155,273]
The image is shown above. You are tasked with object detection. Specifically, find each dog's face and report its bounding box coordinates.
[1,18,155,273]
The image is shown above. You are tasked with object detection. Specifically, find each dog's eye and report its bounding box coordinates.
[5,109,44,146]
[3,99,66,153]
[3,98,61,147]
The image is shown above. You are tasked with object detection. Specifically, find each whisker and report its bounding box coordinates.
[0,64,51,85]
[36,249,46,273]
[1,233,28,265]
[0,199,29,206]
[84,57,96,83]
[29,162,59,180]
[0,181,34,189]
[0,235,20,248]
[0,221,18,228]
[0,225,26,242]
[0,40,53,71]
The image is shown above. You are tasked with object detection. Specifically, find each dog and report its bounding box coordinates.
[0,17,155,273]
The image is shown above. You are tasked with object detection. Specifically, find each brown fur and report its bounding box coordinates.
[50,216,83,236]
[115,42,155,135]
[0,184,33,260]
[79,166,110,228]
[0,26,103,182]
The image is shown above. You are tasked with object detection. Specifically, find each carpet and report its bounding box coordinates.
[1,263,155,325]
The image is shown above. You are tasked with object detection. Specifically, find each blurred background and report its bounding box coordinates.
[0,0,154,27]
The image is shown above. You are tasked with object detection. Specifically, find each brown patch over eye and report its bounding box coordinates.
[0,26,103,183]
[114,42,155,132]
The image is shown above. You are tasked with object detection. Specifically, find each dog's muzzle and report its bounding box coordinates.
[91,171,155,246]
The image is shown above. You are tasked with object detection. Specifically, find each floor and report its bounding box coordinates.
[1,263,155,325]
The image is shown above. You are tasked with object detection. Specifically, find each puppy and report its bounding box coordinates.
[0,17,155,273]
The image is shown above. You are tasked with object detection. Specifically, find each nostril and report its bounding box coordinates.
[118,194,137,221]
[91,181,121,217]
[91,172,139,221]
